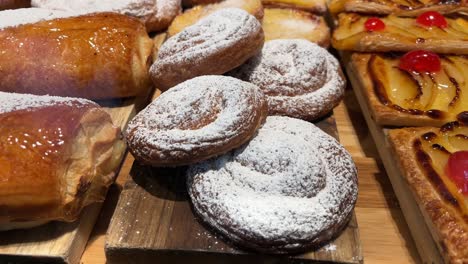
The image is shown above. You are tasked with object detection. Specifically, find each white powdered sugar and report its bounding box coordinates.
[125,75,266,165]
[0,92,96,114]
[0,8,78,29]
[187,116,358,252]
[230,39,346,120]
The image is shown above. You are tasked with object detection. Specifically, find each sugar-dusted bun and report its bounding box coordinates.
[126,75,268,167]
[150,8,264,90]
[231,39,345,121]
[187,116,358,253]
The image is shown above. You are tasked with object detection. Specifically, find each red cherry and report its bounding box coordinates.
[399,50,441,73]
[416,11,448,28]
[445,151,468,196]
[364,17,386,32]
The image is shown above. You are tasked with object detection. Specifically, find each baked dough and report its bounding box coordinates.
[347,53,468,127]
[262,0,326,14]
[0,0,30,10]
[0,10,153,99]
[182,0,220,7]
[388,123,468,264]
[0,92,125,230]
[332,13,468,54]
[150,8,264,90]
[167,0,263,36]
[262,7,330,47]
[31,0,182,32]
[187,116,358,253]
[126,76,267,167]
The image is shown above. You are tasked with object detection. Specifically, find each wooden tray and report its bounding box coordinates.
[104,112,363,264]
[341,52,445,263]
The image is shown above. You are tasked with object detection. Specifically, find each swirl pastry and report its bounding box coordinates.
[231,39,345,121]
[0,92,124,230]
[332,13,468,54]
[150,8,264,90]
[167,0,263,36]
[187,116,358,253]
[31,0,182,32]
[125,76,268,167]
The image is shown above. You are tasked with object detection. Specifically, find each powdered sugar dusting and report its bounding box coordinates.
[0,8,78,29]
[230,39,345,120]
[0,92,97,114]
[187,116,358,252]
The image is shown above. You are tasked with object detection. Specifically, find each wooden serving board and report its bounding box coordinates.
[341,52,445,263]
[105,111,363,264]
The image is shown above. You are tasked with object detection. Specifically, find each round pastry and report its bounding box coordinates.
[187,116,358,253]
[125,75,268,167]
[150,8,264,90]
[230,39,346,121]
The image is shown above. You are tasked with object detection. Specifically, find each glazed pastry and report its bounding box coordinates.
[126,75,268,167]
[0,92,125,231]
[187,116,358,253]
[150,8,264,90]
[388,122,468,264]
[262,7,330,47]
[262,0,326,14]
[167,0,263,36]
[231,39,345,121]
[348,52,468,127]
[0,9,153,100]
[0,0,30,10]
[332,13,468,54]
[31,0,182,32]
[328,0,468,16]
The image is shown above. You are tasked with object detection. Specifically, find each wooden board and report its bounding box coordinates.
[341,52,445,264]
[105,113,363,264]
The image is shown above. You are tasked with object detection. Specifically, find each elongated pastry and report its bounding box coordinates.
[31,0,181,32]
[0,92,125,231]
[167,0,263,36]
[347,52,468,127]
[328,0,468,16]
[332,13,468,54]
[0,9,153,99]
[0,0,30,10]
[262,7,330,47]
[262,0,326,14]
[388,122,468,264]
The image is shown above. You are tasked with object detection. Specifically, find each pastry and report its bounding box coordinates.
[0,9,153,100]
[262,0,326,14]
[187,116,358,253]
[328,0,468,17]
[230,39,345,121]
[150,8,264,90]
[262,7,330,47]
[0,92,125,230]
[126,75,268,167]
[347,52,468,127]
[182,0,220,7]
[31,0,182,32]
[0,0,30,10]
[332,13,468,54]
[388,122,468,264]
[167,0,263,36]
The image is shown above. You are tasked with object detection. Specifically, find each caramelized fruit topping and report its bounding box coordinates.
[399,50,441,73]
[416,11,448,28]
[445,151,468,195]
[364,17,386,32]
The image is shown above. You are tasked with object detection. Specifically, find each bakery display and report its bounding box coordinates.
[150,8,264,90]
[167,0,263,36]
[0,0,30,10]
[388,122,468,264]
[31,0,182,32]
[231,39,345,121]
[0,10,153,99]
[187,116,358,253]
[262,7,330,47]
[328,0,468,16]
[332,13,468,54]
[0,92,125,231]
[348,52,468,127]
[126,75,267,167]
[262,0,326,14]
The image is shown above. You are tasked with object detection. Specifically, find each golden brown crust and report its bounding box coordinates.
[332,13,468,54]
[0,13,153,99]
[262,7,330,47]
[262,0,326,14]
[0,0,30,10]
[388,127,468,264]
[347,53,467,127]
